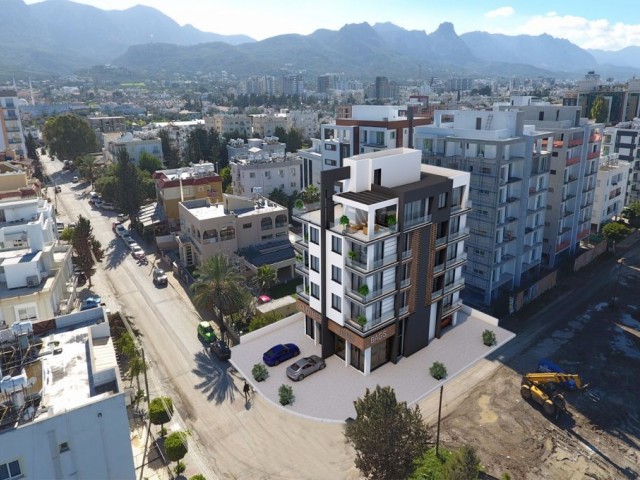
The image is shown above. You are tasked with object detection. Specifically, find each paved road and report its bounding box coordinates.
[44,157,357,480]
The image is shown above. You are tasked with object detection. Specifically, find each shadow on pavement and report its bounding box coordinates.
[191,350,242,405]
[104,238,129,270]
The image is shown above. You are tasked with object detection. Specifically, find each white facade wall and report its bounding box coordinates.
[0,92,26,156]
[592,156,630,230]
[0,394,134,480]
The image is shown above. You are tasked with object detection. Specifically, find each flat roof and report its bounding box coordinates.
[336,190,396,206]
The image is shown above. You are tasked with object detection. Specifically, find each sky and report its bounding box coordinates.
[25,0,640,51]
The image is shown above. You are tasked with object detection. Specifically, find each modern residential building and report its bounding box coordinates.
[152,163,223,229]
[294,148,470,375]
[569,72,640,125]
[177,195,293,277]
[415,109,553,305]
[283,73,305,96]
[0,171,74,325]
[0,89,26,158]
[250,113,288,138]
[105,132,164,164]
[602,120,640,204]
[0,309,135,480]
[591,153,630,232]
[285,110,319,139]
[512,104,604,267]
[243,75,276,96]
[228,139,301,197]
[298,105,431,189]
[204,114,252,137]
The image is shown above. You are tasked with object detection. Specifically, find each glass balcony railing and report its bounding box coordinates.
[346,253,398,273]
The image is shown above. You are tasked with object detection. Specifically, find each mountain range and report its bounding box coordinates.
[1,0,639,81]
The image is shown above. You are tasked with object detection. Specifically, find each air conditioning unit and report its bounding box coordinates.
[26,276,39,287]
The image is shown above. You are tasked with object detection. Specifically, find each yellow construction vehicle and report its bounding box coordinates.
[520,372,588,418]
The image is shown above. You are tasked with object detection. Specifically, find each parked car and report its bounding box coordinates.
[88,192,100,204]
[116,213,128,223]
[131,245,145,260]
[286,355,326,381]
[114,224,127,237]
[124,238,138,250]
[80,295,102,311]
[197,321,217,344]
[210,339,231,361]
[152,267,168,286]
[54,185,61,193]
[72,176,79,183]
[262,343,300,367]
[94,200,103,209]
[101,202,115,211]
[537,359,577,390]
[257,295,272,305]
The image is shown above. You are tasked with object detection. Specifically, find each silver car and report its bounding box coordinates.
[286,355,326,381]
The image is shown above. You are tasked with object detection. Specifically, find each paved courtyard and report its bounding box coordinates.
[230,309,515,422]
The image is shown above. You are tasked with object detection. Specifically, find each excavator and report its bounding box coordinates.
[520,372,588,418]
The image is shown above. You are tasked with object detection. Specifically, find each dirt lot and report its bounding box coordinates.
[440,258,640,479]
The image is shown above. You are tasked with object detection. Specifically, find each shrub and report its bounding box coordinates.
[386,214,397,227]
[445,445,481,480]
[357,315,367,327]
[174,461,186,476]
[348,250,357,260]
[248,311,284,332]
[279,384,294,405]
[252,363,269,382]
[358,284,370,296]
[482,329,496,346]
[149,396,173,436]
[294,199,304,209]
[164,430,188,465]
[430,361,447,380]
[190,475,206,480]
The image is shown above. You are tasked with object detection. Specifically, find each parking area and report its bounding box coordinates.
[230,310,515,422]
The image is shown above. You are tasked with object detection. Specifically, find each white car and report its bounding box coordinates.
[94,199,103,209]
[115,224,127,237]
[101,202,115,211]
[125,239,138,250]
[131,245,145,260]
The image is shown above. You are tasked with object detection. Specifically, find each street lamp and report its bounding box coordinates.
[611,257,625,308]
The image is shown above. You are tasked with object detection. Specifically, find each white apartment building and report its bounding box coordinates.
[602,120,640,204]
[250,113,288,138]
[294,148,471,375]
[297,105,430,189]
[285,110,319,139]
[105,132,164,164]
[228,139,301,198]
[0,89,26,157]
[416,109,553,305]
[513,105,603,267]
[591,154,630,231]
[226,137,286,159]
[177,195,293,277]
[0,187,74,325]
[0,309,135,480]
[204,114,252,137]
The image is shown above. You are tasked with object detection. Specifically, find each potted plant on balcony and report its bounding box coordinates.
[348,250,357,260]
[429,361,447,380]
[294,199,304,210]
[295,253,302,262]
[339,215,350,233]
[358,284,370,297]
[482,329,497,346]
[356,315,367,327]
[386,214,397,228]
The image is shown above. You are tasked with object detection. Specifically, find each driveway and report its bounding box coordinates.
[230,310,515,422]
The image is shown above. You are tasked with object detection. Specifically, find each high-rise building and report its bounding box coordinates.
[283,73,305,96]
[602,120,640,204]
[0,90,26,158]
[415,108,553,305]
[375,76,390,100]
[293,147,470,375]
[570,72,640,124]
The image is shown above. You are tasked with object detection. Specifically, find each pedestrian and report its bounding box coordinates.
[243,381,251,401]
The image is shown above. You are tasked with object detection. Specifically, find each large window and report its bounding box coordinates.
[219,226,235,241]
[331,235,342,254]
[331,265,342,284]
[16,304,37,322]
[331,294,342,312]
[309,227,319,244]
[0,460,22,480]
[310,255,320,273]
[310,282,320,299]
[261,217,273,231]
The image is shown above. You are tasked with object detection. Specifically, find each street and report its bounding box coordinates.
[44,157,359,480]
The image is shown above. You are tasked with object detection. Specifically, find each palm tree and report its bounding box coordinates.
[191,253,246,321]
[254,264,277,295]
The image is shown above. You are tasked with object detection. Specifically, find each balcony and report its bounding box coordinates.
[333,221,399,243]
[399,305,409,317]
[447,253,468,269]
[399,278,411,289]
[404,213,432,229]
[432,278,465,300]
[295,259,308,275]
[566,156,581,167]
[564,175,578,184]
[296,285,309,302]
[447,227,471,243]
[555,240,571,253]
[450,202,472,216]
[401,249,413,261]
[587,151,601,160]
[576,229,590,241]
[589,134,602,143]
[346,282,396,305]
[569,139,583,147]
[442,299,464,316]
[346,252,398,274]
[346,309,395,333]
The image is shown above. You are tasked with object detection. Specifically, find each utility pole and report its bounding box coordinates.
[435,385,444,457]
[138,348,152,480]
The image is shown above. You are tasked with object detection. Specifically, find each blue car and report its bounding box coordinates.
[262,343,300,366]
[537,359,577,390]
[80,295,102,311]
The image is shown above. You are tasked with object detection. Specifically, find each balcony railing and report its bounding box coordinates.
[432,278,465,300]
[555,240,571,253]
[295,260,308,274]
[442,299,464,316]
[587,151,600,160]
[347,282,396,304]
[296,285,310,301]
[399,305,409,316]
[566,156,581,166]
[399,278,411,289]
[346,252,398,273]
[404,213,432,229]
[569,139,583,147]
[447,227,470,243]
[401,249,412,260]
[347,309,395,333]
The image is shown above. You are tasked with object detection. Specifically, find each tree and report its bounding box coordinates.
[76,155,101,187]
[71,215,104,288]
[444,445,481,480]
[191,253,246,321]
[164,431,188,469]
[285,127,303,153]
[159,129,181,169]
[149,397,173,436]
[589,95,608,124]
[114,148,143,219]
[602,221,631,242]
[301,184,320,204]
[345,385,431,480]
[138,151,163,174]
[42,113,98,161]
[25,132,40,161]
[254,264,277,295]
[94,174,119,202]
[219,166,232,192]
[268,187,288,208]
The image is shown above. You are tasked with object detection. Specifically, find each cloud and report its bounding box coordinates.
[485,7,515,18]
[517,12,640,50]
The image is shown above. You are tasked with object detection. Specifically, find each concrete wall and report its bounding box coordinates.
[573,241,607,272]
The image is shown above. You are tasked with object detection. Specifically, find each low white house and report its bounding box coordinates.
[591,153,630,232]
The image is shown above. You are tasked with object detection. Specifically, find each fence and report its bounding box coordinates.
[508,270,558,314]
[573,241,607,272]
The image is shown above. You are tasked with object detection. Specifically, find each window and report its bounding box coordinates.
[261,217,273,231]
[331,293,342,312]
[332,265,342,284]
[249,172,256,178]
[325,144,337,151]
[550,169,556,175]
[310,282,320,299]
[331,235,342,254]
[309,227,319,244]
[261,234,273,240]
[16,305,37,322]
[325,158,337,166]
[219,226,235,241]
[290,182,297,188]
[243,223,252,229]
[265,171,271,178]
[438,192,447,208]
[310,255,320,272]
[0,460,22,480]
[279,169,285,177]
[60,442,70,453]
[290,168,297,175]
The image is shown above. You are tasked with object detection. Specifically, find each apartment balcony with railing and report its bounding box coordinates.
[296,284,310,302]
[330,203,400,244]
[346,308,395,333]
[566,156,581,167]
[345,251,398,274]
[432,278,465,301]
[346,280,397,305]
[587,151,601,160]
